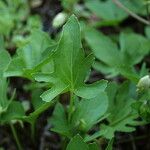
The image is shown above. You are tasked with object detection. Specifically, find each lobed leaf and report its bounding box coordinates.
[40,15,107,102]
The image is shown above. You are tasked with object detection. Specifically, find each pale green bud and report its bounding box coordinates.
[22,100,30,112]
[31,0,42,8]
[137,75,150,90]
[52,12,68,28]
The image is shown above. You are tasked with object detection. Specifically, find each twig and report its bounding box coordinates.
[146,1,150,22]
[10,123,23,150]
[112,0,150,25]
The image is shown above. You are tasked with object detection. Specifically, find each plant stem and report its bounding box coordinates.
[68,91,74,122]
[10,123,23,150]
[31,121,36,141]
[113,0,150,25]
[62,137,68,150]
[146,0,150,22]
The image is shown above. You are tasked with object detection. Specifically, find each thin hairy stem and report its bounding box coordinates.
[113,0,150,25]
[10,123,23,150]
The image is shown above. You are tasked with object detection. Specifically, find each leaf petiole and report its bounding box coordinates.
[68,91,74,122]
[10,123,23,150]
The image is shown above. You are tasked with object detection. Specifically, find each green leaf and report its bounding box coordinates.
[107,82,136,122]
[121,0,147,15]
[67,135,99,150]
[85,0,147,26]
[85,82,141,141]
[93,61,118,78]
[0,0,29,36]
[31,89,45,110]
[0,50,11,114]
[0,78,9,113]
[61,0,79,9]
[40,15,107,102]
[102,82,140,139]
[99,114,139,139]
[71,92,108,132]
[84,27,148,81]
[119,32,150,65]
[41,78,69,102]
[50,102,72,138]
[84,27,120,66]
[115,65,139,83]
[145,26,150,39]
[17,30,53,69]
[0,50,11,73]
[50,93,108,138]
[4,57,25,77]
[0,101,25,124]
[85,0,127,23]
[5,30,55,78]
[0,35,4,50]
[0,1,14,36]
[88,143,100,150]
[66,135,89,150]
[74,80,108,99]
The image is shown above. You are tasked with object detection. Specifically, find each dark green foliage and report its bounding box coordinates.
[1,1,150,149]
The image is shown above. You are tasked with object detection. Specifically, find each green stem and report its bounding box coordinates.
[68,91,74,122]
[113,0,150,25]
[146,0,150,22]
[62,137,68,150]
[10,123,23,150]
[31,120,36,141]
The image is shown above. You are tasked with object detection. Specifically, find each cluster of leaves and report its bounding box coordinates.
[52,0,149,28]
[0,0,41,48]
[0,15,109,149]
[1,0,150,150]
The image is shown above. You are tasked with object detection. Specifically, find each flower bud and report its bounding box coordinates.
[52,12,68,28]
[22,100,30,112]
[137,75,150,91]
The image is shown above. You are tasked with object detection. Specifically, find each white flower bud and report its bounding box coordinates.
[22,101,30,112]
[137,75,150,90]
[52,12,68,28]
